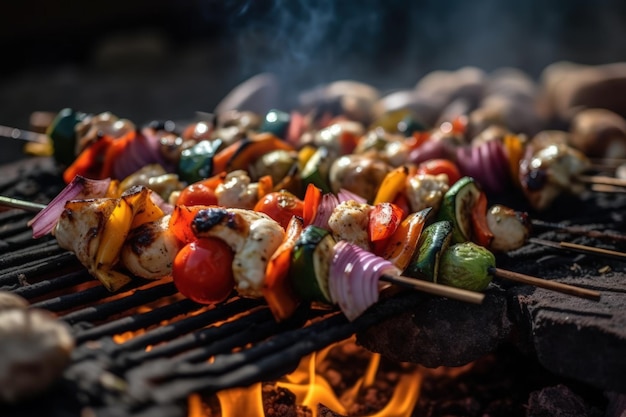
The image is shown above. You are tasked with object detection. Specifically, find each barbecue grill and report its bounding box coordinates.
[2,2,626,415]
[1,148,625,416]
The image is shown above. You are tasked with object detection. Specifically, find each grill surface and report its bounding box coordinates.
[0,179,420,417]
[1,156,626,417]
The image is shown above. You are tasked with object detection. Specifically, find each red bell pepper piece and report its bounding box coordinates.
[470,191,494,248]
[369,202,404,256]
[302,183,322,226]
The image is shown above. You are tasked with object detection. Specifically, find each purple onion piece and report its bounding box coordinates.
[28,176,111,238]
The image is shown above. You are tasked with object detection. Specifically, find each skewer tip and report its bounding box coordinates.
[488,267,602,301]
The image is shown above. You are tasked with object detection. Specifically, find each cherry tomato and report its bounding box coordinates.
[176,172,226,206]
[416,159,462,185]
[173,238,235,304]
[254,190,304,229]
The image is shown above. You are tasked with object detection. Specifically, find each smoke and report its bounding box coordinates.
[211,0,626,91]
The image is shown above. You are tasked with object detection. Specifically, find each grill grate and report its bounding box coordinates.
[0,209,414,417]
[1,158,626,416]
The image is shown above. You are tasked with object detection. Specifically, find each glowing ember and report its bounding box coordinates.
[195,337,422,417]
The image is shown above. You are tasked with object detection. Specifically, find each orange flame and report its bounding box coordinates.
[210,337,422,417]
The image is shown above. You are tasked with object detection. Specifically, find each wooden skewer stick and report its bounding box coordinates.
[560,241,626,261]
[0,195,46,212]
[0,197,607,303]
[589,184,626,194]
[529,237,626,262]
[380,274,485,305]
[531,219,626,242]
[488,267,601,301]
[0,125,47,144]
[576,174,626,188]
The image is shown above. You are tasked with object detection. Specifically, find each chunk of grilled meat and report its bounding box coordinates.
[192,207,285,297]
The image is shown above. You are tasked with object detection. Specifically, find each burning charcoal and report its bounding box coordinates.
[317,404,347,417]
[262,382,311,417]
[0,306,74,403]
[526,384,598,417]
[356,288,511,367]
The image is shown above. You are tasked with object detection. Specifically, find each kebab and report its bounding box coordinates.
[4,103,618,214]
[16,164,601,325]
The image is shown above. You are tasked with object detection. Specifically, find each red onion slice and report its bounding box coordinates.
[28,176,111,238]
[337,188,367,204]
[486,140,511,192]
[477,141,504,193]
[311,192,339,229]
[330,241,400,321]
[408,139,451,165]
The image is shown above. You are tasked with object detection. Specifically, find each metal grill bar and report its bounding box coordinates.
[59,281,181,325]
[111,297,263,355]
[0,252,79,288]
[31,279,149,312]
[12,269,91,299]
[74,298,201,344]
[0,239,63,269]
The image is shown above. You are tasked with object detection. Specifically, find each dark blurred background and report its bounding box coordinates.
[1,0,626,162]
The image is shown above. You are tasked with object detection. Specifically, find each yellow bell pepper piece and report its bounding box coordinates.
[95,198,134,271]
[297,145,317,171]
[503,134,524,187]
[92,268,132,292]
[122,187,165,229]
[373,165,409,205]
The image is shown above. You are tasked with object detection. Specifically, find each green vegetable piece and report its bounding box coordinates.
[404,220,453,283]
[438,242,495,291]
[178,139,221,183]
[260,109,291,139]
[397,114,427,136]
[301,146,332,194]
[437,176,482,243]
[289,225,335,303]
[47,108,88,167]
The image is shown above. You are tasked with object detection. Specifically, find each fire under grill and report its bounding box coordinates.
[1,157,626,417]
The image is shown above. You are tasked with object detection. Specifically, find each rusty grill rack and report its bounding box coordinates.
[0,208,426,417]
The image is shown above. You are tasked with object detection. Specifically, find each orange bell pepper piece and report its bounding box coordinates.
[169,204,214,244]
[263,216,304,321]
[257,175,274,200]
[212,133,295,175]
[381,207,431,271]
